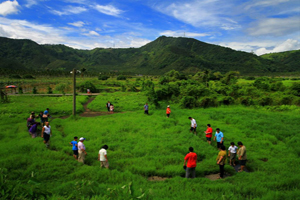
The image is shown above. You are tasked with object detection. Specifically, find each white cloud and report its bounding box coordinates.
[154,0,240,30]
[247,17,300,36]
[25,0,38,8]
[0,0,20,16]
[93,4,122,17]
[83,30,100,36]
[68,21,85,27]
[244,0,290,10]
[51,6,87,16]
[255,39,300,55]
[160,30,210,37]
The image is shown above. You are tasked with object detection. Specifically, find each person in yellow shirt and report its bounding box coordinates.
[216,145,227,179]
[237,141,247,172]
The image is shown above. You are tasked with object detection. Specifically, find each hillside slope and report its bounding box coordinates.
[0,36,295,74]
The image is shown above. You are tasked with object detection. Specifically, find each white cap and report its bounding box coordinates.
[79,137,86,141]
[167,105,170,107]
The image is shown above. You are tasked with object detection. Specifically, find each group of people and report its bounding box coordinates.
[69,137,109,168]
[143,103,172,118]
[184,142,247,179]
[26,108,51,144]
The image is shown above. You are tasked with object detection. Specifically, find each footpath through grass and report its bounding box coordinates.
[0,93,300,199]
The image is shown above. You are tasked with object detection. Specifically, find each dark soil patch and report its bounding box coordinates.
[205,173,232,180]
[148,176,169,181]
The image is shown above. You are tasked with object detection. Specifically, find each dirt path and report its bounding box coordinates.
[80,97,114,117]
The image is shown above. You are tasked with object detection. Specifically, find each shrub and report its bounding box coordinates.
[180,96,196,108]
[9,74,21,79]
[98,75,110,80]
[47,86,53,94]
[18,87,23,94]
[78,81,97,93]
[32,87,37,94]
[258,96,273,106]
[280,95,295,105]
[22,74,35,79]
[290,83,300,96]
[117,75,126,80]
[198,96,218,108]
[244,76,256,80]
[55,83,68,94]
[218,96,234,105]
[238,96,254,106]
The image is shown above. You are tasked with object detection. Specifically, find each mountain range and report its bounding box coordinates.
[0,36,298,75]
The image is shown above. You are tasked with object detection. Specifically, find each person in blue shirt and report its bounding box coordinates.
[144,103,149,115]
[214,128,224,148]
[70,136,78,159]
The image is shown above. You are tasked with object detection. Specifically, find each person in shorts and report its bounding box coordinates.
[237,141,247,172]
[70,137,78,160]
[228,142,238,166]
[184,147,197,178]
[204,124,213,145]
[188,117,197,135]
[98,145,109,169]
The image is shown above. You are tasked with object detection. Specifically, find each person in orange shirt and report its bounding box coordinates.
[166,105,171,118]
[204,124,213,145]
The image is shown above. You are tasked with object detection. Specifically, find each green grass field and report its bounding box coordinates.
[1,93,300,199]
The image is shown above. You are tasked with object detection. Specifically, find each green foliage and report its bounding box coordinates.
[23,74,35,79]
[55,83,68,94]
[180,96,196,108]
[47,86,53,94]
[32,87,37,94]
[8,74,21,79]
[98,75,110,80]
[78,81,97,93]
[117,75,126,80]
[18,87,23,94]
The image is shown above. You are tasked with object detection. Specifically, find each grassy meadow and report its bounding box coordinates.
[1,92,300,199]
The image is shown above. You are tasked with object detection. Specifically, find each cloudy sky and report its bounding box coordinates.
[0,0,299,55]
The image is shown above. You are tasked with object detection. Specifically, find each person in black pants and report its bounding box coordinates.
[106,101,111,112]
[216,145,226,179]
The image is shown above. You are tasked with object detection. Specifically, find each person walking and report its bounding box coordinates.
[70,137,78,160]
[216,145,227,179]
[237,141,247,172]
[204,124,213,145]
[166,105,171,118]
[188,117,197,135]
[78,137,87,164]
[41,122,52,148]
[29,123,38,138]
[106,101,111,112]
[98,145,109,169]
[183,147,197,178]
[214,128,224,148]
[42,108,50,123]
[144,103,149,115]
[228,142,238,166]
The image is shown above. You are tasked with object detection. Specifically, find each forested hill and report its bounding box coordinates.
[260,50,300,72]
[0,36,296,75]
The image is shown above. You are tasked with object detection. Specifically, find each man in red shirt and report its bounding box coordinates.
[184,147,197,178]
[204,124,213,145]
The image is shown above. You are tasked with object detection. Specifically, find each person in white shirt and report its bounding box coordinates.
[228,142,238,166]
[98,145,109,169]
[41,122,52,148]
[188,117,197,135]
[78,137,87,164]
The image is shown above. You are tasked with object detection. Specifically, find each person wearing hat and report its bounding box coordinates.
[183,147,197,178]
[166,105,171,118]
[78,137,87,164]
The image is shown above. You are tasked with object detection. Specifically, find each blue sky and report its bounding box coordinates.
[0,0,299,55]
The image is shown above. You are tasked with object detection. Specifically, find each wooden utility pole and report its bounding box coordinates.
[73,68,76,116]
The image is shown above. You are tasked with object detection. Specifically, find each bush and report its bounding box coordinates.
[55,83,68,94]
[117,75,126,80]
[78,81,96,93]
[32,87,37,94]
[47,86,53,94]
[245,76,256,80]
[218,96,234,105]
[198,96,218,108]
[258,96,273,106]
[98,75,110,80]
[18,87,23,94]
[280,95,295,105]
[238,96,254,106]
[22,74,35,79]
[180,96,196,108]
[9,74,21,79]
